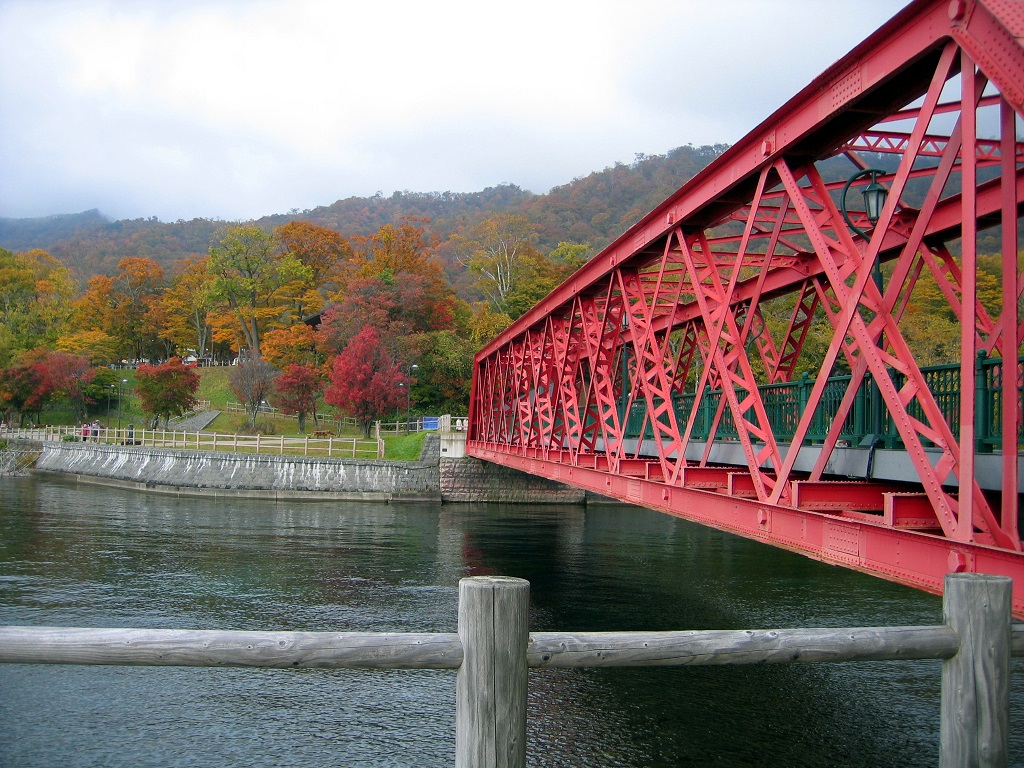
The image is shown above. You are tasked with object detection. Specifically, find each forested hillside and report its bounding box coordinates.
[0,143,728,287]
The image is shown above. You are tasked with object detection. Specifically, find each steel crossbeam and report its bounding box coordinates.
[466,0,1024,613]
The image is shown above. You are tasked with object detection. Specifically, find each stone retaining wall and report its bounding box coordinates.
[440,456,586,503]
[34,441,440,502]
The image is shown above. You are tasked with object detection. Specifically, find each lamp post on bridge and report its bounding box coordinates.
[840,169,891,443]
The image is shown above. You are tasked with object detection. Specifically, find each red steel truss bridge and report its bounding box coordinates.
[466,0,1024,616]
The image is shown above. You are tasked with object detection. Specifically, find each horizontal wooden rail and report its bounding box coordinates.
[5,625,1020,670]
[0,627,463,669]
[0,574,1019,767]
[527,626,963,667]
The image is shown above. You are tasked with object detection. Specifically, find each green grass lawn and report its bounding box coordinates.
[197,367,235,408]
[382,431,427,461]
[198,368,367,438]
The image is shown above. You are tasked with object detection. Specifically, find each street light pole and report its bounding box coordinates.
[406,364,419,433]
[117,379,127,430]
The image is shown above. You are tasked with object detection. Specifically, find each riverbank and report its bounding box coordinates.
[26,435,587,504]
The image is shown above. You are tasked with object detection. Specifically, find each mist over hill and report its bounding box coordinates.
[0,143,728,284]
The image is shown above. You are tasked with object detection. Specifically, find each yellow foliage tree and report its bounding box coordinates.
[56,329,121,365]
[261,324,320,369]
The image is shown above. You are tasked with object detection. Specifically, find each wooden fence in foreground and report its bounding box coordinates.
[1,574,1021,767]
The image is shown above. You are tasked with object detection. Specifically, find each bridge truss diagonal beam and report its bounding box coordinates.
[467,0,1024,615]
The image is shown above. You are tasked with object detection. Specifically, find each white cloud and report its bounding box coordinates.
[0,0,908,221]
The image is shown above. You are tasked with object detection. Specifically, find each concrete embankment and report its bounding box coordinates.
[33,440,441,502]
[30,433,587,504]
[1,439,42,476]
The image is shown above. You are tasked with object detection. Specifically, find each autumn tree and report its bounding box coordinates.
[275,221,352,295]
[108,257,166,361]
[163,255,216,360]
[454,214,540,316]
[325,325,407,437]
[413,330,476,413]
[320,220,457,358]
[208,224,312,355]
[207,308,246,362]
[504,241,589,319]
[55,329,121,365]
[317,279,395,355]
[229,356,280,429]
[346,220,439,281]
[75,274,115,337]
[0,359,52,426]
[468,302,512,345]
[72,258,167,362]
[135,358,200,428]
[274,363,321,433]
[43,352,97,422]
[260,323,320,370]
[0,248,76,365]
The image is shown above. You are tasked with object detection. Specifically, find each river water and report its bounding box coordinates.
[1,475,1021,767]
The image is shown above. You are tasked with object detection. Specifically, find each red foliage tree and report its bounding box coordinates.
[43,352,97,422]
[0,361,52,426]
[135,357,200,428]
[274,363,321,433]
[325,326,406,437]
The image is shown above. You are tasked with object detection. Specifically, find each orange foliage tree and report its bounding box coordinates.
[163,256,216,360]
[275,221,353,289]
[260,324,320,370]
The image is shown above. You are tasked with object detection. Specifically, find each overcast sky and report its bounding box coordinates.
[0,0,908,222]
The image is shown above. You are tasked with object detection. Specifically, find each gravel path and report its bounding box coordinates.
[167,411,221,432]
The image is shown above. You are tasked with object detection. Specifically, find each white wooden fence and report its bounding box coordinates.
[6,425,383,459]
[0,574,1020,767]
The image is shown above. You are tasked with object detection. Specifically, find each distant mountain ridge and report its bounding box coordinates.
[0,209,111,252]
[0,143,729,283]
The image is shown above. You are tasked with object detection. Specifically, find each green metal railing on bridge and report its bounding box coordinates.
[624,353,1024,452]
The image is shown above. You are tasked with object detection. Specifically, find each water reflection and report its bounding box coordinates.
[1,475,1021,767]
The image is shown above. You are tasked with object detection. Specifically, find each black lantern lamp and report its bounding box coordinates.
[840,168,890,239]
[841,168,890,293]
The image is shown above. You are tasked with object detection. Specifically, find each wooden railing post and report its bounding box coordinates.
[940,573,1012,768]
[456,576,529,768]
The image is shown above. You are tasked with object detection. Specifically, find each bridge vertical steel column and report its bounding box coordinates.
[468,0,1024,615]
